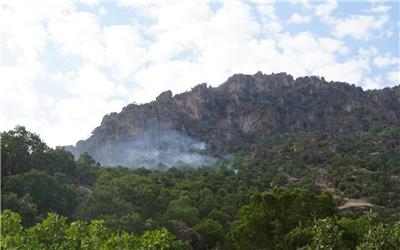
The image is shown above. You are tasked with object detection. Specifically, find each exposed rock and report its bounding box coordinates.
[174,221,208,250]
[156,90,173,102]
[69,72,400,167]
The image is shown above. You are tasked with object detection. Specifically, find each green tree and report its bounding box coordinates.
[75,189,134,220]
[1,126,47,178]
[1,193,37,226]
[229,188,337,249]
[3,169,78,217]
[357,223,398,250]
[194,219,225,249]
[30,147,77,178]
[75,152,100,186]
[101,212,145,235]
[307,218,343,250]
[166,196,200,226]
[1,210,190,250]
[0,210,26,249]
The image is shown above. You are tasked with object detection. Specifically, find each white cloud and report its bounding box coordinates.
[122,1,263,102]
[104,25,147,81]
[289,13,311,24]
[369,5,391,14]
[0,0,75,143]
[387,70,399,83]
[133,28,363,100]
[99,6,108,16]
[362,73,396,90]
[257,3,283,33]
[136,1,345,98]
[0,0,74,25]
[332,15,389,40]
[0,64,42,130]
[48,11,105,64]
[315,0,338,20]
[372,54,398,68]
[315,57,370,85]
[274,32,364,82]
[319,37,349,55]
[358,46,379,57]
[291,0,311,10]
[0,1,127,146]
[0,0,62,64]
[47,97,125,146]
[0,0,77,69]
[314,1,390,40]
[64,64,123,99]
[83,0,99,7]
[364,77,382,90]
[45,66,128,146]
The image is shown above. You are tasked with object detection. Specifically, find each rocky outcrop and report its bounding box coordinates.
[70,72,400,167]
[173,221,208,250]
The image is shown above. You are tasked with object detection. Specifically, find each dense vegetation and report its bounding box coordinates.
[232,128,400,209]
[1,126,400,249]
[1,210,189,249]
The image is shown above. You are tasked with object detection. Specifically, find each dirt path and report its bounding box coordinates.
[77,185,93,194]
[339,198,373,209]
[313,167,374,210]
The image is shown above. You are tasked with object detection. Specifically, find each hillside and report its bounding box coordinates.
[69,72,400,167]
[2,73,400,249]
[234,128,400,209]
[2,126,400,249]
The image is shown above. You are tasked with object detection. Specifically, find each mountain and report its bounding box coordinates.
[68,72,400,167]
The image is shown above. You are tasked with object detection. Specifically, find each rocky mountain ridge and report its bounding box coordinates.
[68,72,400,167]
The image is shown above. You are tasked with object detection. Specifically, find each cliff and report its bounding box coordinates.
[70,72,400,167]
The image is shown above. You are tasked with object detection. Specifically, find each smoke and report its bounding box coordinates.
[88,127,217,169]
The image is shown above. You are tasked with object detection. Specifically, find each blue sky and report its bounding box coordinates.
[0,0,399,146]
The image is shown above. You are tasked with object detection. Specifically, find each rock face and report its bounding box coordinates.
[174,221,208,250]
[71,72,400,167]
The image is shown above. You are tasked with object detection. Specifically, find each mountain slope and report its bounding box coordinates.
[70,72,400,167]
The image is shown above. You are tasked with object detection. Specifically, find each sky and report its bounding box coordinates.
[0,0,399,147]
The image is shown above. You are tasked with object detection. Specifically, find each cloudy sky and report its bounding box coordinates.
[0,0,399,147]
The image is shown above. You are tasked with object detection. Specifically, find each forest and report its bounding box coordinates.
[1,126,400,249]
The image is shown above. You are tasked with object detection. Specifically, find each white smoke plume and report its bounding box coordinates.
[78,126,217,169]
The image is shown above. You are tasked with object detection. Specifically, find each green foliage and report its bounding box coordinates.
[0,210,189,250]
[166,196,200,226]
[75,152,101,186]
[1,126,77,180]
[307,217,343,250]
[0,210,25,249]
[2,126,400,249]
[1,192,38,226]
[337,215,373,249]
[1,126,47,177]
[1,126,82,225]
[233,128,400,209]
[101,212,145,235]
[76,188,134,220]
[30,147,77,179]
[229,188,337,249]
[139,228,191,250]
[194,219,224,249]
[285,226,314,249]
[357,223,399,250]
[3,169,78,219]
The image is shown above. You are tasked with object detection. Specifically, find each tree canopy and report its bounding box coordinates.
[1,126,399,249]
